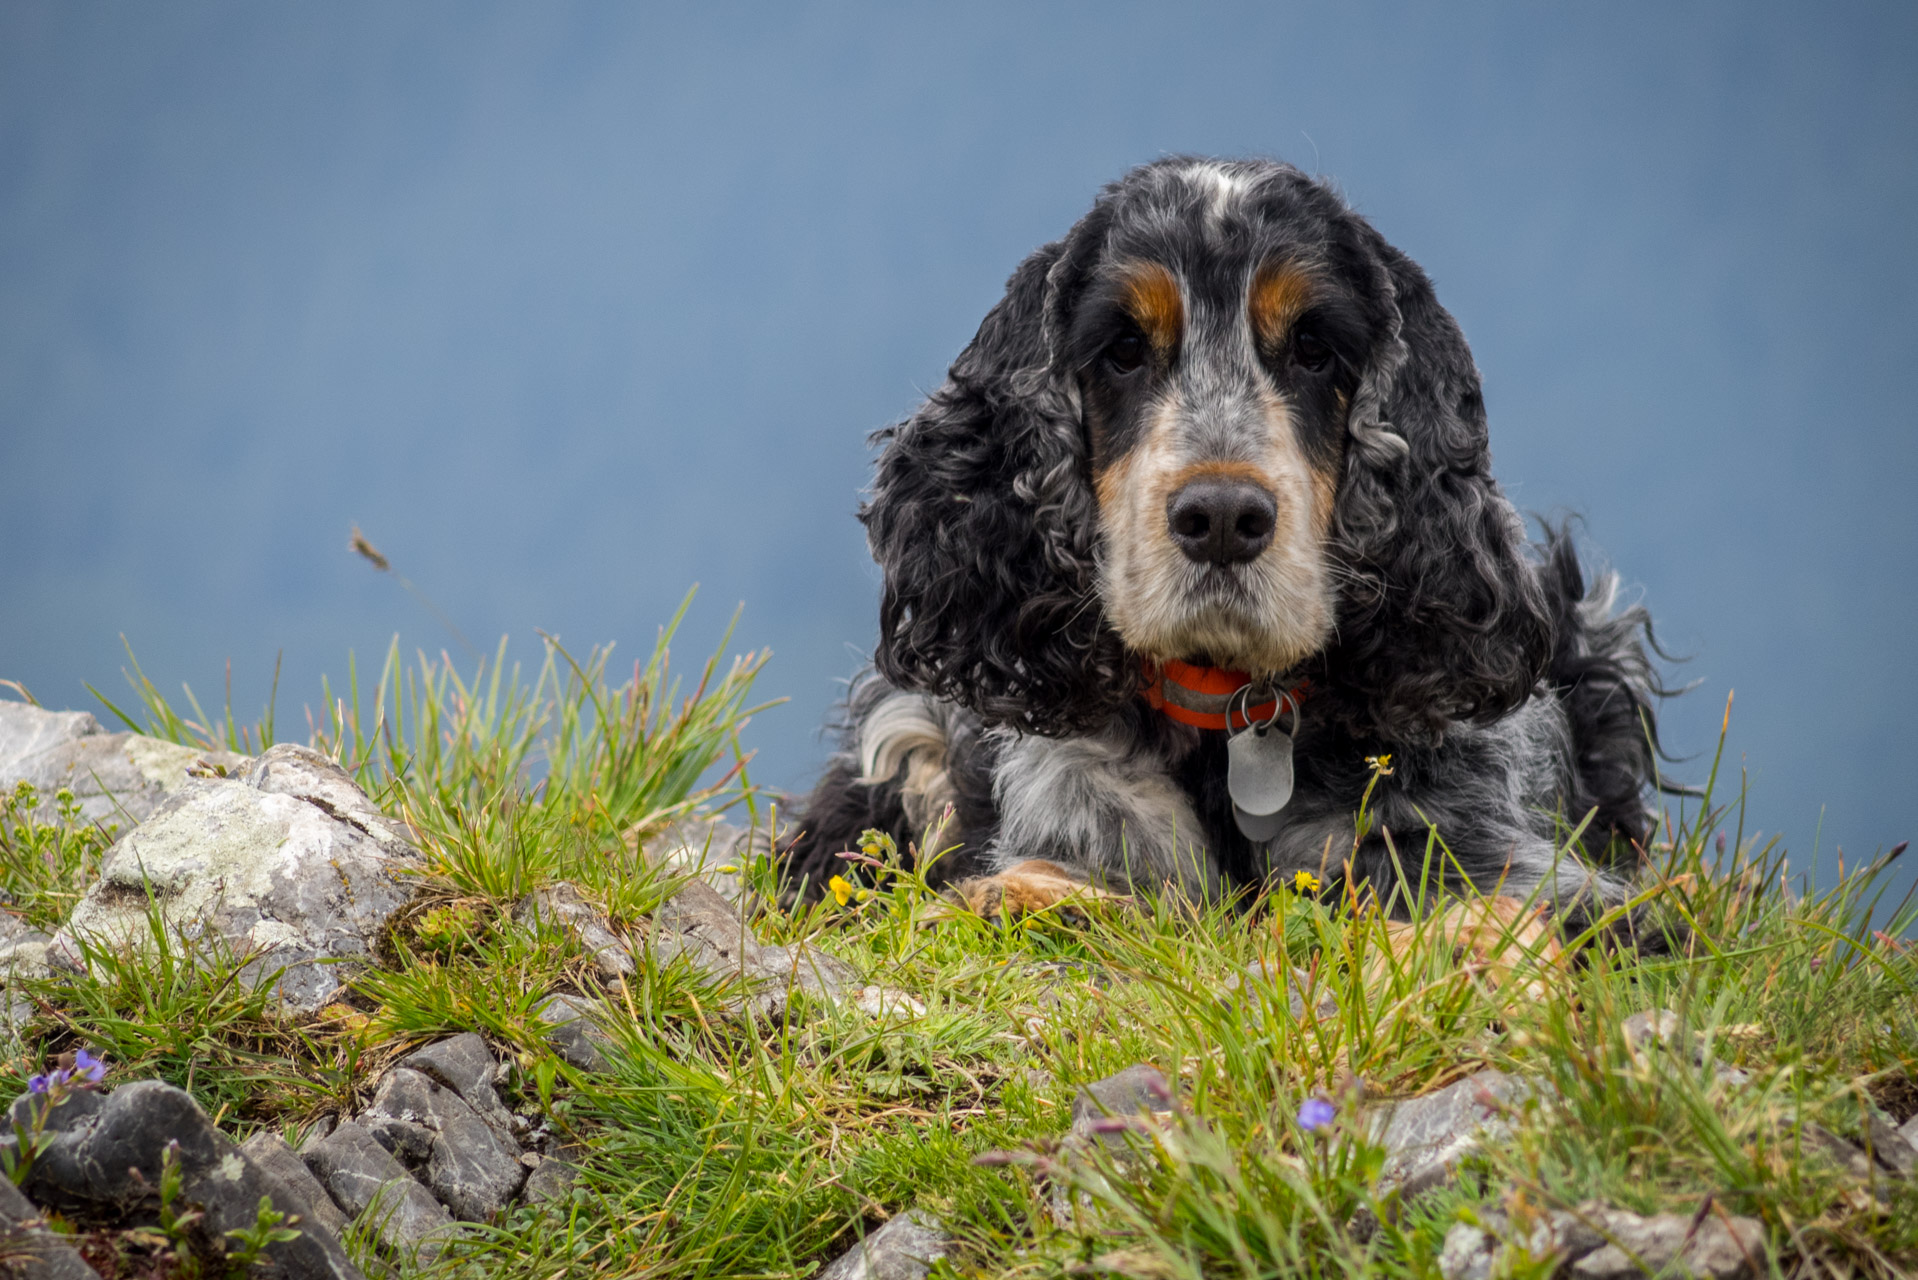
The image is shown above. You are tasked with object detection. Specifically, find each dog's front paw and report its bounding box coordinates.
[1376,894,1566,996]
[948,860,1128,920]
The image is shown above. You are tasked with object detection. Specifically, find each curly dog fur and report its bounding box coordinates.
[781,157,1666,926]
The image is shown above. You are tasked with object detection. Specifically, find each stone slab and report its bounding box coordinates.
[239,1130,352,1238]
[815,1210,949,1280]
[51,743,425,1014]
[514,883,634,981]
[303,1118,459,1262]
[0,1173,101,1280]
[362,1067,524,1220]
[0,702,246,828]
[535,993,613,1073]
[13,1079,363,1280]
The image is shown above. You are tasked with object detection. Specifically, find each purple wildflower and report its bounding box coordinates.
[73,1050,105,1084]
[1297,1097,1337,1131]
[26,1074,49,1095]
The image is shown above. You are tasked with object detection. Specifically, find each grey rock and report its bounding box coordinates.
[1621,1008,1751,1086]
[0,929,52,982]
[652,815,757,907]
[1071,1063,1173,1134]
[300,1114,338,1148]
[1043,1066,1178,1230]
[364,1111,433,1165]
[519,1145,585,1205]
[1220,959,1338,1021]
[1864,1112,1916,1177]
[51,743,426,1014]
[0,702,247,828]
[1445,1201,1763,1279]
[1,929,51,1037]
[1901,1112,1918,1158]
[650,877,760,966]
[515,883,634,981]
[399,1033,498,1105]
[849,985,927,1020]
[1537,1207,1609,1260]
[536,993,614,1072]
[361,1067,524,1221]
[0,704,103,777]
[3,992,34,1039]
[645,878,858,1018]
[754,941,861,1006]
[815,1209,949,1280]
[400,1033,515,1137]
[240,1130,352,1238]
[303,1118,459,1261]
[13,1079,363,1279]
[1369,1070,1529,1202]
[1620,1008,1682,1055]
[1569,1205,1766,1279]
[0,1173,100,1280]
[1801,1121,1875,1180]
[1055,1061,1179,1207]
[239,746,415,855]
[1438,1219,1498,1280]
[4,1086,111,1190]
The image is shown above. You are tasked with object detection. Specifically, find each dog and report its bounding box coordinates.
[780,157,1665,930]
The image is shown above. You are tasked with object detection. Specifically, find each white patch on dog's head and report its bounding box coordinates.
[1184,160,1251,233]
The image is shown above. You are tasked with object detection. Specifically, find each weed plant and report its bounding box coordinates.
[2,618,1913,1278]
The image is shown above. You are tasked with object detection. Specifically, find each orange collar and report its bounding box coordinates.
[1140,659,1310,732]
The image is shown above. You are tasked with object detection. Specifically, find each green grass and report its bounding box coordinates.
[0,782,117,932]
[3,608,1915,1279]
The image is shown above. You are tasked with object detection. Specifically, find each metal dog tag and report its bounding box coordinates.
[1233,799,1287,843]
[1227,720,1295,840]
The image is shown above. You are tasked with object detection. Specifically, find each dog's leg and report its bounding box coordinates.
[947,859,1128,919]
[974,724,1223,912]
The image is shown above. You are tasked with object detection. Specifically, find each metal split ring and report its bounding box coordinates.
[1228,683,1299,737]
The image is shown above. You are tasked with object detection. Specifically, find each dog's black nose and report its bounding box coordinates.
[1166,478,1278,566]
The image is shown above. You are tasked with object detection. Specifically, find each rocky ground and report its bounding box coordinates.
[1,691,1914,1279]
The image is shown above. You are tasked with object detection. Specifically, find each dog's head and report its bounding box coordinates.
[865,158,1552,742]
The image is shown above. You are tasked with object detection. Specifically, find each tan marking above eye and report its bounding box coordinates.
[1118,261,1184,356]
[1249,262,1316,350]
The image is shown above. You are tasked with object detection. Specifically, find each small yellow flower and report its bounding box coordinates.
[1292,870,1322,894]
[828,875,853,906]
[716,864,739,875]
[856,888,875,903]
[1365,753,1394,776]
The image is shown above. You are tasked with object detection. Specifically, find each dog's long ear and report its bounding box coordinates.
[1325,239,1554,743]
[862,215,1136,736]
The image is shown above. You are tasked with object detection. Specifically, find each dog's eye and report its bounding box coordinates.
[1104,332,1148,375]
[1292,328,1333,374]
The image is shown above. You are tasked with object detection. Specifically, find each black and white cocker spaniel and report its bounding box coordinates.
[782,157,1664,928]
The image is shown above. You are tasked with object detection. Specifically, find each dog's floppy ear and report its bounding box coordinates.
[862,212,1136,736]
[1325,238,1555,742]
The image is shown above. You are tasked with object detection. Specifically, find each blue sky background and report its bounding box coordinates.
[3,3,1914,913]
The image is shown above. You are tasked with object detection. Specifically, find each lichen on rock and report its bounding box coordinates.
[49,743,426,1015]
